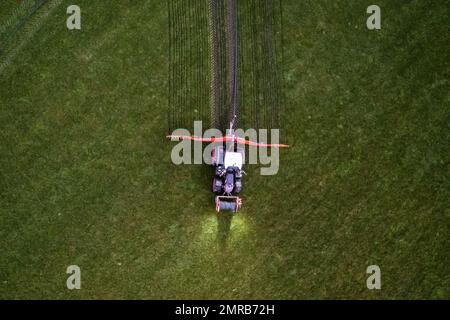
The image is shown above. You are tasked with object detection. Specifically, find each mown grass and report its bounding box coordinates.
[0,0,20,23]
[0,0,449,299]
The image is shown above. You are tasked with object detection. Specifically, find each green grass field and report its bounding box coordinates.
[0,0,449,299]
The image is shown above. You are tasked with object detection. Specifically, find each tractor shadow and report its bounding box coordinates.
[217,212,233,249]
[197,163,233,249]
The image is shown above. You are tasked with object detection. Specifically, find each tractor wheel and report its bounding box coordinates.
[212,177,223,193]
[234,178,242,194]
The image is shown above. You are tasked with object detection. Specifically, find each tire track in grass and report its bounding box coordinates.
[0,0,63,75]
[0,1,35,37]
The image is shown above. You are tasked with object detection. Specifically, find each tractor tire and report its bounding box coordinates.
[212,177,223,193]
[234,178,242,194]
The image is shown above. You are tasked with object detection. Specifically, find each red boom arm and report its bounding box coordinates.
[166,135,289,148]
